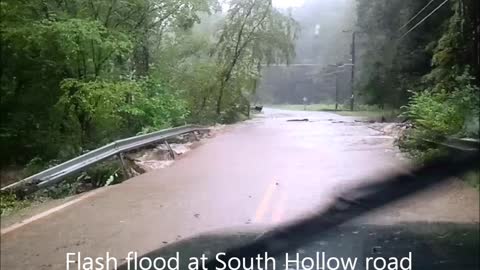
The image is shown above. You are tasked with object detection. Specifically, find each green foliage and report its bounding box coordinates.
[122,79,190,132]
[463,171,480,189]
[356,0,479,166]
[42,162,122,199]
[404,87,478,136]
[1,0,297,181]
[0,159,126,217]
[399,69,479,161]
[52,78,190,151]
[209,0,298,118]
[355,0,452,107]
[397,128,448,163]
[0,192,31,216]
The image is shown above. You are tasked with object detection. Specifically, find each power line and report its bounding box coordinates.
[399,0,437,31]
[399,0,449,40]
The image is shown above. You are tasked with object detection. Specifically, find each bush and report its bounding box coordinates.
[0,192,30,216]
[1,77,190,203]
[121,79,190,133]
[37,161,123,199]
[403,89,478,136]
[399,69,479,162]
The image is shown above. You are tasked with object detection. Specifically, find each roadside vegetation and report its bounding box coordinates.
[0,193,31,216]
[270,104,400,121]
[0,158,127,216]
[270,0,479,187]
[0,0,298,215]
[266,0,478,166]
[1,0,479,214]
[355,0,479,163]
[0,0,297,186]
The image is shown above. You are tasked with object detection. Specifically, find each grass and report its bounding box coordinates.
[335,110,400,120]
[269,104,401,121]
[463,171,480,189]
[0,193,31,216]
[0,160,125,217]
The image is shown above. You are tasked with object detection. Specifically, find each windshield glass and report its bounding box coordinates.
[1,0,479,270]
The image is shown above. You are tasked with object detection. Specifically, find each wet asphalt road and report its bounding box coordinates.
[1,108,478,270]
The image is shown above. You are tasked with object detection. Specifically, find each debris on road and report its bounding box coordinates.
[287,118,309,122]
[253,106,264,112]
[123,125,224,175]
[368,122,413,138]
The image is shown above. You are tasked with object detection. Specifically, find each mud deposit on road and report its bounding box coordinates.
[124,126,225,174]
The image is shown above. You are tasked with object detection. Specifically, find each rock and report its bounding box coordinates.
[170,143,192,155]
[133,160,174,172]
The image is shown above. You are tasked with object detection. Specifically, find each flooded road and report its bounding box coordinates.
[1,108,478,270]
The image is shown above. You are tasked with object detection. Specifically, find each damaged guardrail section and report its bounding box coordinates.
[1,125,209,195]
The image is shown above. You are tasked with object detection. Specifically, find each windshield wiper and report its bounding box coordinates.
[202,151,479,270]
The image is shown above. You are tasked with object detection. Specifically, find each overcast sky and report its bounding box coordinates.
[221,0,306,12]
[272,0,305,8]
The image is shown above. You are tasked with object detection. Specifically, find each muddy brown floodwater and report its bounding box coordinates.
[1,108,478,270]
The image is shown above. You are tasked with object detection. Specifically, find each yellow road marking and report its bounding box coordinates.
[272,189,285,223]
[254,181,277,222]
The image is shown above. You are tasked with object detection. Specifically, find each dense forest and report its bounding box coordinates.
[1,0,479,174]
[354,0,479,160]
[0,0,297,171]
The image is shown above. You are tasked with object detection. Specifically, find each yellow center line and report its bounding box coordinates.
[272,189,286,223]
[253,181,277,223]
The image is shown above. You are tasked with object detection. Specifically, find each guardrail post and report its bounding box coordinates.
[117,153,131,179]
[164,141,175,160]
[192,131,200,141]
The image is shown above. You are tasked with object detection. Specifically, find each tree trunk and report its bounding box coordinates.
[133,31,149,77]
[216,86,224,116]
[473,0,480,82]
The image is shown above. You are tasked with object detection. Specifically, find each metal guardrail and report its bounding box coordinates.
[1,125,209,194]
[442,137,480,152]
[425,137,480,152]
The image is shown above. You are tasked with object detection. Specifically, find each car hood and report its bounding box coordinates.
[118,222,479,270]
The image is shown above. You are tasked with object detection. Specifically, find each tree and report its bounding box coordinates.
[0,0,298,170]
[354,0,479,160]
[211,0,297,118]
[355,0,452,107]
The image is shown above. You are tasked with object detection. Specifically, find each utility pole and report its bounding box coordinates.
[335,70,339,111]
[325,64,338,111]
[334,64,344,111]
[350,31,356,111]
[475,0,480,82]
[343,30,359,111]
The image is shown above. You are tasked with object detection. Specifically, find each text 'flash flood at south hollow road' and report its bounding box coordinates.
[0,0,479,270]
